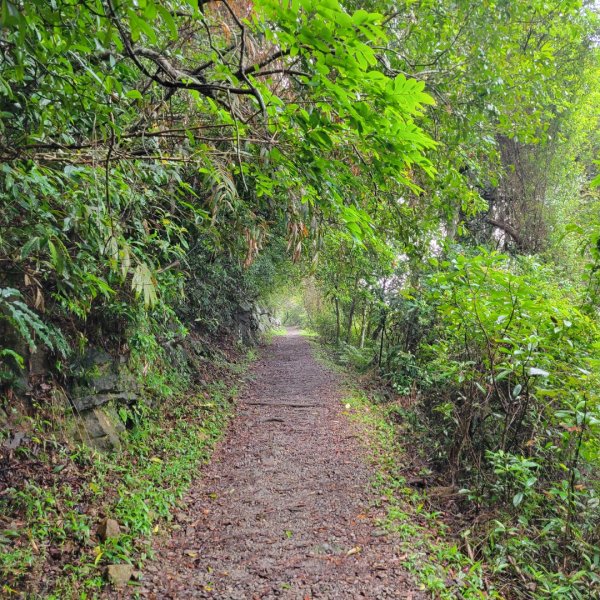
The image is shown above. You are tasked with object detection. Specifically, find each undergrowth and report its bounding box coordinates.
[0,351,255,598]
[342,389,498,599]
[306,249,600,599]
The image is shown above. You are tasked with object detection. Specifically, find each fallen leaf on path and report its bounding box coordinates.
[346,546,361,556]
[184,550,198,557]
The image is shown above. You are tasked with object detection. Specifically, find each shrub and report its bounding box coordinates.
[410,250,600,595]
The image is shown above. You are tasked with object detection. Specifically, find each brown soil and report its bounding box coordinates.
[131,330,421,599]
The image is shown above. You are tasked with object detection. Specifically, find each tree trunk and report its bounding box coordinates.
[334,296,341,345]
[378,314,386,368]
[377,279,388,367]
[345,276,359,343]
[359,301,368,349]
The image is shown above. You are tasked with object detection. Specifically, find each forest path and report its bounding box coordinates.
[133,329,421,599]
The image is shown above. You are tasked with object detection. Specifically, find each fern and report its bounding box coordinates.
[0,288,69,357]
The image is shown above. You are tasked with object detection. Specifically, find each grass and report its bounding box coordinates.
[309,339,501,599]
[0,350,255,598]
[270,326,288,336]
[298,328,318,338]
[262,326,288,343]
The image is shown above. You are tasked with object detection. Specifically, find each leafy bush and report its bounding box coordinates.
[408,250,600,595]
[337,342,375,372]
[0,288,68,355]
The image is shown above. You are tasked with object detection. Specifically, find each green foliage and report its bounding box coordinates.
[388,250,600,596]
[307,241,600,596]
[309,344,497,599]
[0,287,68,384]
[0,352,251,597]
[336,342,375,372]
[0,0,438,370]
[1,0,600,597]
[0,288,67,356]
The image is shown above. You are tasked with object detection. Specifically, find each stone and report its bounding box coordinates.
[106,563,133,587]
[75,408,122,451]
[238,300,254,312]
[72,347,138,399]
[66,347,139,449]
[312,542,343,555]
[75,350,118,390]
[70,348,139,413]
[29,347,49,376]
[80,348,112,368]
[233,300,275,346]
[97,518,121,541]
[72,391,137,412]
[6,431,27,450]
[371,528,387,538]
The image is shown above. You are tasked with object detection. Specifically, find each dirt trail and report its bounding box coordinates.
[134,330,421,599]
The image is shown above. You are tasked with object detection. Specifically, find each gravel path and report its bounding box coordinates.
[134,329,421,599]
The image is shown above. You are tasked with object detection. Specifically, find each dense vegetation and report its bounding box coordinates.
[298,2,600,596]
[1,0,599,597]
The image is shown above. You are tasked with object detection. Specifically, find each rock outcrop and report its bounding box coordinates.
[2,302,277,452]
[234,301,277,346]
[68,349,138,450]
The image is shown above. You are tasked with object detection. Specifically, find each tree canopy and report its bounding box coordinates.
[1,0,600,597]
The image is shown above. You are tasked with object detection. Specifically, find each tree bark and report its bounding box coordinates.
[359,301,368,349]
[485,217,522,248]
[378,315,386,368]
[345,276,359,343]
[334,296,341,345]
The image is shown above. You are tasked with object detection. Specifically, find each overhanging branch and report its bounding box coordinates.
[485,217,522,247]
